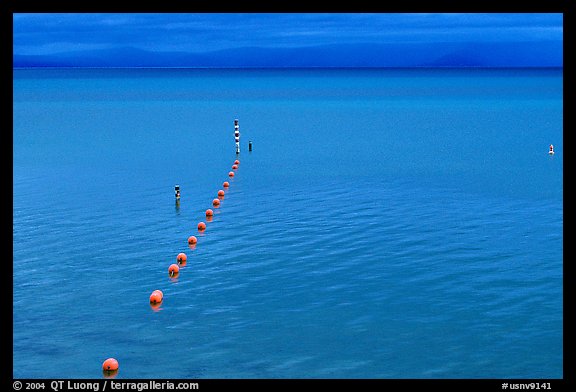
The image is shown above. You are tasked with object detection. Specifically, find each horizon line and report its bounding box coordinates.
[13,65,564,70]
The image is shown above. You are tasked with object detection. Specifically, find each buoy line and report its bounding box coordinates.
[104,120,246,377]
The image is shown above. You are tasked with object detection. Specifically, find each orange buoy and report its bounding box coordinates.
[228,171,235,177]
[150,290,163,304]
[223,181,230,188]
[198,221,206,231]
[102,358,119,372]
[232,164,238,170]
[217,190,225,197]
[187,236,197,245]
[206,208,214,217]
[212,198,220,207]
[234,160,240,165]
[168,263,180,277]
[176,252,187,266]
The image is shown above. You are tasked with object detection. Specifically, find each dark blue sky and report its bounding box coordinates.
[13,13,563,67]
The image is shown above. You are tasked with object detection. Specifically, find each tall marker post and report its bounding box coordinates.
[234,119,240,154]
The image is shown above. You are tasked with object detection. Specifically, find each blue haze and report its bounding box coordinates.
[13,13,563,68]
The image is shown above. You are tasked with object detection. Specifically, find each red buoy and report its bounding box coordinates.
[177,253,187,266]
[223,181,230,188]
[228,171,235,177]
[177,252,187,265]
[206,209,214,217]
[150,290,163,304]
[234,160,240,165]
[212,198,220,207]
[217,190,225,197]
[168,263,180,277]
[187,236,197,245]
[198,221,206,231]
[232,164,238,170]
[102,358,119,372]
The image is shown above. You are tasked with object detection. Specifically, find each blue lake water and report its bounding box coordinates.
[13,68,563,379]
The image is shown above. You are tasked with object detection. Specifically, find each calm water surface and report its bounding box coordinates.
[13,68,563,378]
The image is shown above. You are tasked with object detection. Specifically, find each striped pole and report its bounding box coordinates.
[234,119,240,154]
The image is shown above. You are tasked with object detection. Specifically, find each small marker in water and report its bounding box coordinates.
[206,208,214,217]
[218,190,225,197]
[174,185,180,200]
[248,141,252,152]
[228,171,235,177]
[549,144,554,155]
[198,221,207,231]
[223,181,230,188]
[212,198,221,207]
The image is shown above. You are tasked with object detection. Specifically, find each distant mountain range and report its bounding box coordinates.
[13,41,563,68]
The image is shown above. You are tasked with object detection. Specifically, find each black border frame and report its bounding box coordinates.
[5,1,573,390]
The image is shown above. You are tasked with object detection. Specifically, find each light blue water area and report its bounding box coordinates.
[13,68,563,378]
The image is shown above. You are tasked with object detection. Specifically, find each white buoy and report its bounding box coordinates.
[549,144,554,155]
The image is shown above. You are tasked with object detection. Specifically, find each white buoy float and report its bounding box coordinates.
[549,144,554,155]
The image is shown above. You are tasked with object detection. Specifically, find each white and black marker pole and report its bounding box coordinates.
[234,119,240,154]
